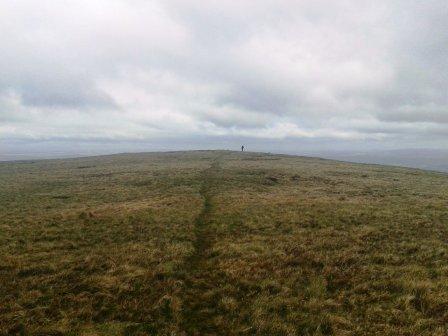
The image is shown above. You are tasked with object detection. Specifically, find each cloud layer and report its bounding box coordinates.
[1,0,447,149]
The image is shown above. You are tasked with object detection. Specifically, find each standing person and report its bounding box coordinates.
[241,145,245,152]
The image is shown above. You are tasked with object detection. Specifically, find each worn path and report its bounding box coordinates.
[179,155,228,335]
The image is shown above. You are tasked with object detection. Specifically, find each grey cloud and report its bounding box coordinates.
[216,84,297,115]
[0,73,117,113]
[0,0,447,151]
[18,80,117,109]
[377,106,448,124]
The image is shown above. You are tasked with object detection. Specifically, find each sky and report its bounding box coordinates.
[1,0,447,157]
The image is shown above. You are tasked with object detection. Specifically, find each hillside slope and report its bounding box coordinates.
[1,151,448,335]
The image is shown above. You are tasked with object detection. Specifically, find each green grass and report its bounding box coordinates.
[1,150,448,335]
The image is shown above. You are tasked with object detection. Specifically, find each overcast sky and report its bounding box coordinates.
[1,0,447,155]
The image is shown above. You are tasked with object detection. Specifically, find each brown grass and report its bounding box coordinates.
[1,150,448,335]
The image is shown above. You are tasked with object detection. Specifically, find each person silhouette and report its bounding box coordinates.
[241,145,245,152]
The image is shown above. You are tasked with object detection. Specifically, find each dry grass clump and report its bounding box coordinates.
[1,150,448,335]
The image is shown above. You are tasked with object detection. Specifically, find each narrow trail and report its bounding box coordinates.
[179,155,227,335]
[186,159,220,269]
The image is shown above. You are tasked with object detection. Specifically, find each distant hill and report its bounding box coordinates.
[314,148,448,172]
[3,148,448,173]
[1,151,448,335]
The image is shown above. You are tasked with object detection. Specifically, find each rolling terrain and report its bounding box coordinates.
[1,151,448,335]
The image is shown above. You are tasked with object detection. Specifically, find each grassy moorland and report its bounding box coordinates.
[1,150,448,335]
